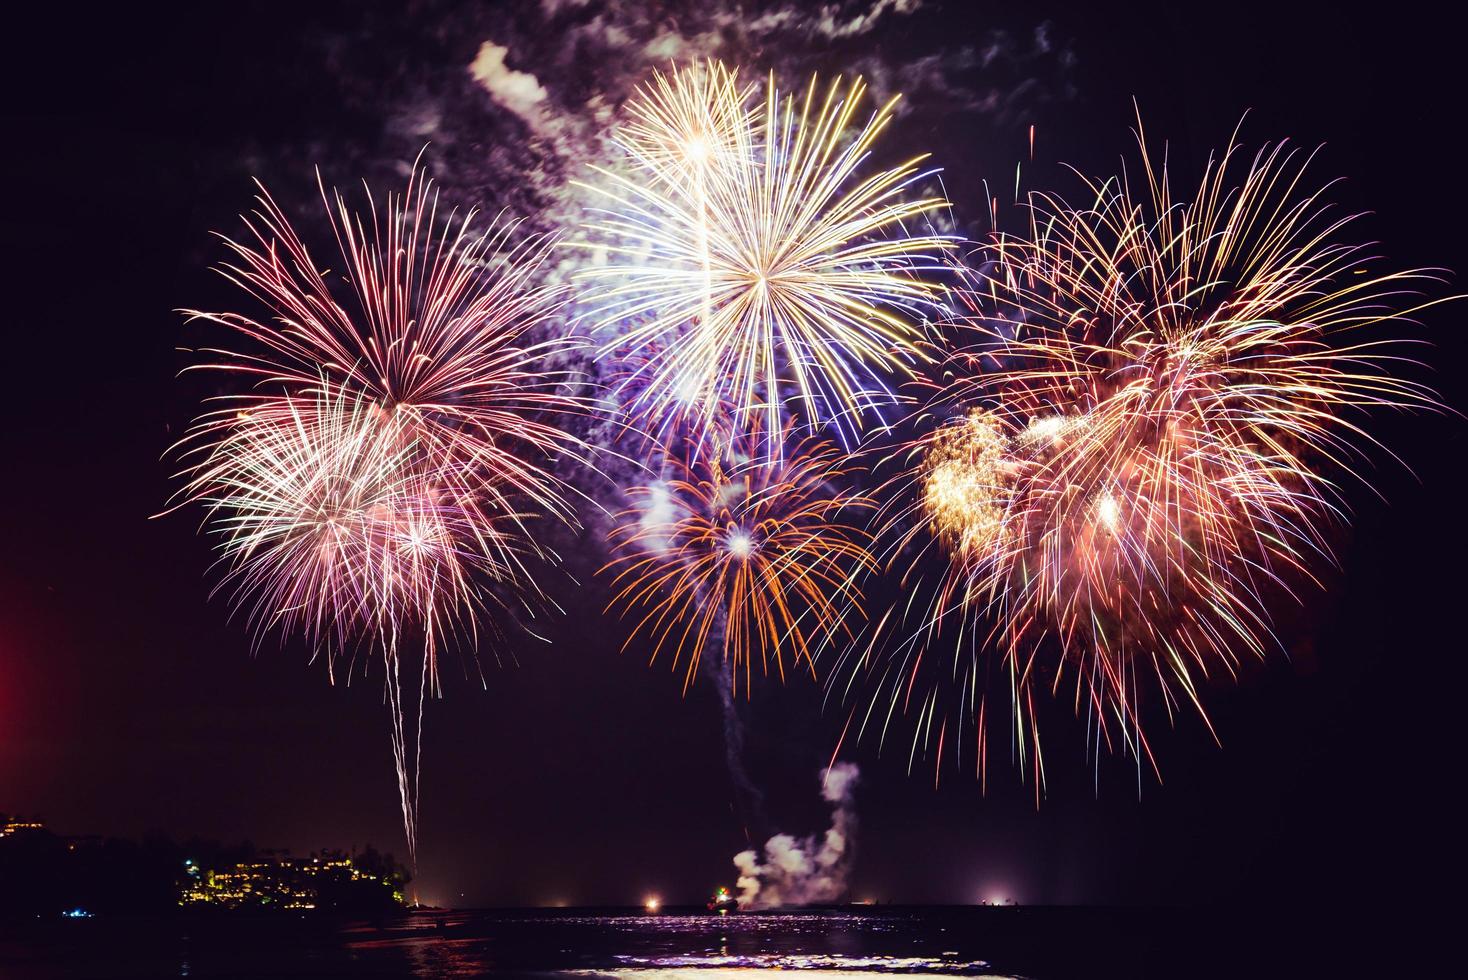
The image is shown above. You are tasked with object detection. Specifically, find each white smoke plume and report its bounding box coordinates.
[733,763,860,908]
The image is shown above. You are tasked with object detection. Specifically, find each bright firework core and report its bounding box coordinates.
[1094,492,1122,532]
[921,409,1013,560]
[1019,414,1079,447]
[726,528,755,559]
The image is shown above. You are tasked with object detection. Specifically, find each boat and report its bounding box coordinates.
[706,887,738,914]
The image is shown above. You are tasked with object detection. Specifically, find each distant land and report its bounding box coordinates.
[1,812,407,918]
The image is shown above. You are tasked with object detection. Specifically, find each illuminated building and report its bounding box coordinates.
[178,850,406,911]
[1,814,46,837]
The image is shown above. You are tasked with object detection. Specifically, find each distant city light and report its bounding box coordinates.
[176,853,402,911]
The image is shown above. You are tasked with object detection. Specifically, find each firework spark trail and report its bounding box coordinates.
[622,61,757,390]
[183,388,426,648]
[830,120,1446,791]
[576,63,956,449]
[185,163,589,541]
[172,163,590,865]
[603,421,877,698]
[180,387,489,857]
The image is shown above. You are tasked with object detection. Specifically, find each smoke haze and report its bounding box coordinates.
[733,763,860,908]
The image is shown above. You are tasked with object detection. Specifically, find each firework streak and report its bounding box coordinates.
[577,61,955,449]
[830,124,1443,791]
[172,164,589,863]
[603,421,876,697]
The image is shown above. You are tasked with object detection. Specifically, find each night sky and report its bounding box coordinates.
[3,0,1464,920]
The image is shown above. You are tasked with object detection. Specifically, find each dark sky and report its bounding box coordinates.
[2,0,1463,915]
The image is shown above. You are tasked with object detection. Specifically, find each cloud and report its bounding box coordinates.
[815,0,923,39]
[470,41,550,128]
[448,1,1072,248]
[302,1,1074,236]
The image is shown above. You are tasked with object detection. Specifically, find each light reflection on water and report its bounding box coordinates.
[588,951,1011,974]
[338,911,1020,978]
[579,974,1013,980]
[13,904,1299,977]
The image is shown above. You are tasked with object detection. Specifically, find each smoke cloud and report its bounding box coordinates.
[469,42,551,126]
[710,653,766,835]
[276,2,1074,261]
[733,763,860,908]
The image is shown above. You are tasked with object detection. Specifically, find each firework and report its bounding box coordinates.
[186,388,446,647]
[603,422,876,696]
[173,163,588,863]
[919,408,1015,561]
[618,59,755,187]
[186,164,586,533]
[833,123,1443,789]
[578,64,954,446]
[180,386,527,853]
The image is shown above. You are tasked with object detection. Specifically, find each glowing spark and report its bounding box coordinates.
[726,529,755,559]
[921,409,1014,560]
[1094,492,1121,532]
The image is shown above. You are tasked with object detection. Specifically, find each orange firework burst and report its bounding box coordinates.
[604,423,876,695]
[171,162,589,863]
[833,121,1445,790]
